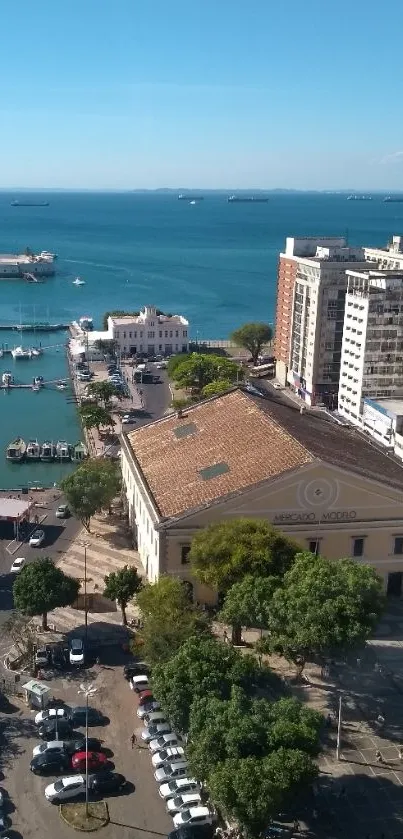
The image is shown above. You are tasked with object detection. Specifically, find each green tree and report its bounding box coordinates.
[61,459,121,531]
[93,338,117,356]
[87,380,122,407]
[137,576,210,666]
[167,353,192,377]
[78,404,114,432]
[190,518,299,596]
[13,558,80,631]
[188,687,321,782]
[208,750,317,837]
[201,379,234,399]
[267,552,385,675]
[219,575,278,644]
[173,354,242,393]
[231,322,273,365]
[103,565,143,625]
[151,635,267,733]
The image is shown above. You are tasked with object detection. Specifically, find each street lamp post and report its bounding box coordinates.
[78,682,98,817]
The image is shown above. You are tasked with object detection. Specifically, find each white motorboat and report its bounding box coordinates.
[73,277,85,286]
[2,371,12,385]
[26,439,41,460]
[39,250,57,260]
[0,349,3,358]
[11,346,32,359]
[31,348,43,357]
[55,440,71,461]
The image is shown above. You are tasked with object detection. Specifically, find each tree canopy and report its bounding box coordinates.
[201,379,234,399]
[219,575,278,643]
[61,458,121,531]
[78,404,114,431]
[189,518,299,595]
[172,353,242,393]
[266,551,385,673]
[13,558,80,630]
[167,353,192,377]
[231,322,273,364]
[151,635,265,733]
[103,565,142,625]
[208,749,317,837]
[136,576,210,666]
[87,380,122,407]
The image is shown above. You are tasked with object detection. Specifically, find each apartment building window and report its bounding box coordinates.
[394,537,403,555]
[352,537,365,557]
[123,332,126,338]
[175,330,179,337]
[308,539,320,555]
[165,331,168,338]
[183,330,187,337]
[159,331,162,338]
[181,545,191,564]
[129,332,132,338]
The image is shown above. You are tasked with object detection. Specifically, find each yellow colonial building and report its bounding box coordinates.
[121,387,403,602]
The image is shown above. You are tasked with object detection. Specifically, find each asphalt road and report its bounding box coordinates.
[131,364,171,429]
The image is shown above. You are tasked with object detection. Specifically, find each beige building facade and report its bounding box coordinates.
[121,388,403,602]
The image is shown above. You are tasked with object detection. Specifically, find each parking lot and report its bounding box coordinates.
[0,649,172,839]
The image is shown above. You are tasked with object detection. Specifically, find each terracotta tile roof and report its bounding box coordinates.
[126,389,314,518]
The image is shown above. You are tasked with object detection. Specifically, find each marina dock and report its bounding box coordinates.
[0,323,68,332]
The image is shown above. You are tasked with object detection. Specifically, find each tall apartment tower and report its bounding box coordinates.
[338,268,403,425]
[274,237,368,407]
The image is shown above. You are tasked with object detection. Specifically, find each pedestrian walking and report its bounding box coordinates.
[325,713,332,728]
[130,733,137,749]
[377,713,385,728]
[375,749,383,763]
[293,819,300,833]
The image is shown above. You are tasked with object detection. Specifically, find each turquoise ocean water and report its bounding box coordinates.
[0,190,402,488]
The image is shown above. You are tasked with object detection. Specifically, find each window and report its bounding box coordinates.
[394,537,403,555]
[183,330,187,337]
[159,331,162,338]
[181,545,191,564]
[123,331,126,338]
[175,330,179,337]
[352,538,364,557]
[308,540,320,555]
[165,331,168,338]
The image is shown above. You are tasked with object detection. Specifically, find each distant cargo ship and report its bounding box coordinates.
[347,194,372,201]
[228,195,269,203]
[178,194,204,201]
[11,200,50,207]
[383,196,403,203]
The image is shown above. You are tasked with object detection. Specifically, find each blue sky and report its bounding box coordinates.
[1,0,403,189]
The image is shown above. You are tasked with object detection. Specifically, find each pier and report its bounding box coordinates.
[0,323,69,332]
[0,379,68,391]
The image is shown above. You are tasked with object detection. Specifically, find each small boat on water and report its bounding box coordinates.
[33,376,44,387]
[39,250,57,260]
[2,372,13,386]
[31,348,43,357]
[26,439,41,460]
[57,382,67,391]
[40,440,55,461]
[71,441,88,462]
[0,349,3,358]
[73,277,85,286]
[55,440,71,461]
[6,437,26,462]
[11,346,32,360]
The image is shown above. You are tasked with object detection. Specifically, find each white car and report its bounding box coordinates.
[121,414,136,425]
[35,707,68,726]
[156,361,167,369]
[137,701,160,720]
[131,675,149,692]
[142,722,172,743]
[154,761,189,784]
[152,746,185,768]
[69,638,84,665]
[45,775,86,802]
[272,382,283,390]
[159,778,201,801]
[173,807,215,829]
[10,557,25,573]
[33,740,64,757]
[149,733,183,753]
[167,791,203,815]
[29,529,45,547]
[144,711,168,728]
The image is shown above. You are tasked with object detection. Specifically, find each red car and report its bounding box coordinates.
[71,751,107,772]
[138,689,154,706]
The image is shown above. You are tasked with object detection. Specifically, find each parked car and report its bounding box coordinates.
[10,556,25,573]
[150,733,184,754]
[173,808,215,829]
[138,688,154,705]
[71,751,107,772]
[30,751,70,775]
[131,675,149,693]
[122,414,136,425]
[144,711,168,728]
[35,707,70,726]
[51,645,67,669]
[32,740,65,758]
[154,761,189,784]
[44,775,86,802]
[159,778,201,801]
[167,824,215,839]
[63,737,102,755]
[29,529,45,547]
[68,707,104,727]
[39,719,73,740]
[34,645,51,666]
[152,747,185,769]
[56,504,70,518]
[137,701,160,719]
[141,722,172,743]
[123,663,148,681]
[69,638,85,666]
[88,771,127,795]
[167,792,203,815]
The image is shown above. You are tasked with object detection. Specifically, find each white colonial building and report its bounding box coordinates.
[108,306,189,357]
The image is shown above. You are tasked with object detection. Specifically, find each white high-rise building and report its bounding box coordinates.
[338,269,403,426]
